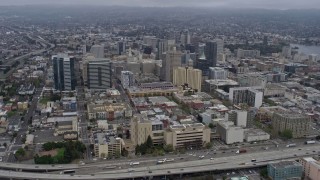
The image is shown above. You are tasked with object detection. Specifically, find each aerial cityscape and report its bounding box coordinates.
[0,1,320,180]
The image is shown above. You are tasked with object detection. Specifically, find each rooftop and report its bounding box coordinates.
[270,161,302,168]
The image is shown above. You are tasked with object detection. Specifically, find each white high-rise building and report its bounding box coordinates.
[209,67,228,80]
[90,45,104,58]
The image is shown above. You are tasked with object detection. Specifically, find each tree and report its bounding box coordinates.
[208,123,214,129]
[135,144,141,155]
[3,143,7,147]
[163,144,174,153]
[146,135,153,149]
[100,153,106,158]
[12,132,18,138]
[260,168,268,178]
[206,142,213,149]
[280,129,293,139]
[21,136,26,144]
[121,148,129,157]
[24,145,29,150]
[15,148,26,157]
[115,150,121,158]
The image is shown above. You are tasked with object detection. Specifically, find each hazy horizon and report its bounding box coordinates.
[0,0,319,10]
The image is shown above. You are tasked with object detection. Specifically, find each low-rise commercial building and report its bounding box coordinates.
[244,129,270,142]
[216,121,244,144]
[127,82,179,98]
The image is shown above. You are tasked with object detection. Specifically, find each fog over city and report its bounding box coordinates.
[0,0,320,9]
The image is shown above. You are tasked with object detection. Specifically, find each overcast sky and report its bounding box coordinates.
[0,0,319,9]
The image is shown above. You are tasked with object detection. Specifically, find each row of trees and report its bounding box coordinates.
[135,136,175,156]
[34,141,86,164]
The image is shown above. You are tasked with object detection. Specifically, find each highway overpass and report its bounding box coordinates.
[0,145,319,179]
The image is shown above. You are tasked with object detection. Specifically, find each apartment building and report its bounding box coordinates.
[272,112,311,138]
[229,87,263,108]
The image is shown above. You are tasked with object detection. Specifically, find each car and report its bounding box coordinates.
[149,170,152,173]
[210,158,214,160]
[253,163,257,165]
[232,172,235,175]
[294,154,297,156]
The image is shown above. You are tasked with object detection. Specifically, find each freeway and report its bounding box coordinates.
[0,145,318,179]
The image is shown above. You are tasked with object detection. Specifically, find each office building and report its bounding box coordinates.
[217,121,244,144]
[195,50,210,75]
[86,58,112,90]
[93,132,122,158]
[52,54,76,91]
[209,67,228,80]
[121,71,134,89]
[173,67,202,91]
[164,123,211,150]
[160,49,182,82]
[267,161,303,180]
[205,41,218,67]
[272,112,311,138]
[229,87,263,108]
[117,41,126,55]
[90,45,104,58]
